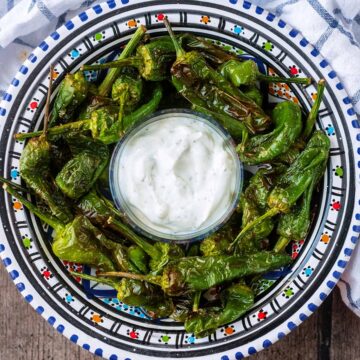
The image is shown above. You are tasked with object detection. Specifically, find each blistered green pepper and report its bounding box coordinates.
[100,251,291,296]
[55,138,109,200]
[219,59,311,87]
[19,137,73,223]
[83,36,175,81]
[72,272,174,319]
[127,245,149,274]
[15,84,163,144]
[49,72,89,127]
[231,130,330,249]
[238,101,303,165]
[2,183,120,271]
[164,19,271,137]
[97,25,146,96]
[185,283,254,338]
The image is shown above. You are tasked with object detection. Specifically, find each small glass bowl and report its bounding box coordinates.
[109,109,243,243]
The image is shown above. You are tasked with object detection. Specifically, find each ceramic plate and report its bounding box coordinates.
[1,1,359,359]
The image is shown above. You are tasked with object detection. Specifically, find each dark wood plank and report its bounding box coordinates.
[331,288,360,360]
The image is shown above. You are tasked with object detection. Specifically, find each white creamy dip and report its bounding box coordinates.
[117,115,239,236]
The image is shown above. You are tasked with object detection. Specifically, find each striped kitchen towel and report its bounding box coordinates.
[0,0,360,315]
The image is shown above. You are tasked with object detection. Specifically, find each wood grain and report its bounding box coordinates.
[1,262,360,360]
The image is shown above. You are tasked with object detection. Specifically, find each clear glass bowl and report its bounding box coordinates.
[109,109,243,243]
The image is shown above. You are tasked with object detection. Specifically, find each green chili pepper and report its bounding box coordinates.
[2,183,121,271]
[83,36,175,81]
[274,145,301,165]
[71,272,174,319]
[112,73,143,109]
[242,86,263,107]
[78,95,117,120]
[185,283,254,338]
[219,59,311,87]
[107,217,184,273]
[171,80,247,140]
[19,137,73,223]
[111,72,144,131]
[274,143,327,252]
[97,25,147,96]
[237,101,303,165]
[127,245,149,274]
[200,226,233,256]
[19,70,73,223]
[15,84,163,143]
[177,33,237,66]
[49,71,89,127]
[55,138,109,200]
[242,166,286,210]
[164,19,271,136]
[236,198,274,254]
[100,251,291,296]
[230,130,330,249]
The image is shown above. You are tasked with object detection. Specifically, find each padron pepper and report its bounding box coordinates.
[107,217,184,274]
[242,85,263,107]
[237,101,303,165]
[100,251,291,296]
[2,183,124,271]
[71,272,174,319]
[19,68,73,223]
[219,59,311,87]
[55,136,109,200]
[235,166,285,254]
[79,190,185,273]
[19,136,73,223]
[111,72,143,130]
[82,36,175,81]
[274,153,327,252]
[49,71,89,127]
[97,25,147,96]
[15,83,163,143]
[230,130,330,250]
[185,283,254,338]
[177,33,237,66]
[164,19,271,136]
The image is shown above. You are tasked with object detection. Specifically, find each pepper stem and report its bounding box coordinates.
[302,79,326,140]
[107,217,161,259]
[98,271,162,287]
[257,74,312,85]
[193,291,201,312]
[0,176,33,194]
[14,119,89,141]
[43,65,54,137]
[81,57,142,71]
[273,236,291,253]
[229,208,279,251]
[70,271,119,288]
[163,18,185,57]
[2,183,63,230]
[98,25,146,97]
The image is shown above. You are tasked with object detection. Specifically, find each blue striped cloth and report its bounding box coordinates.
[0,0,360,316]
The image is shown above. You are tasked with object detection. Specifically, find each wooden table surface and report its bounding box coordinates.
[1,262,360,360]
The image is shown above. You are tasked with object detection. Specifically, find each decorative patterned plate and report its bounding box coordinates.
[0,1,359,359]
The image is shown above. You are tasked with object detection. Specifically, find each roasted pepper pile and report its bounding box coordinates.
[3,20,330,338]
